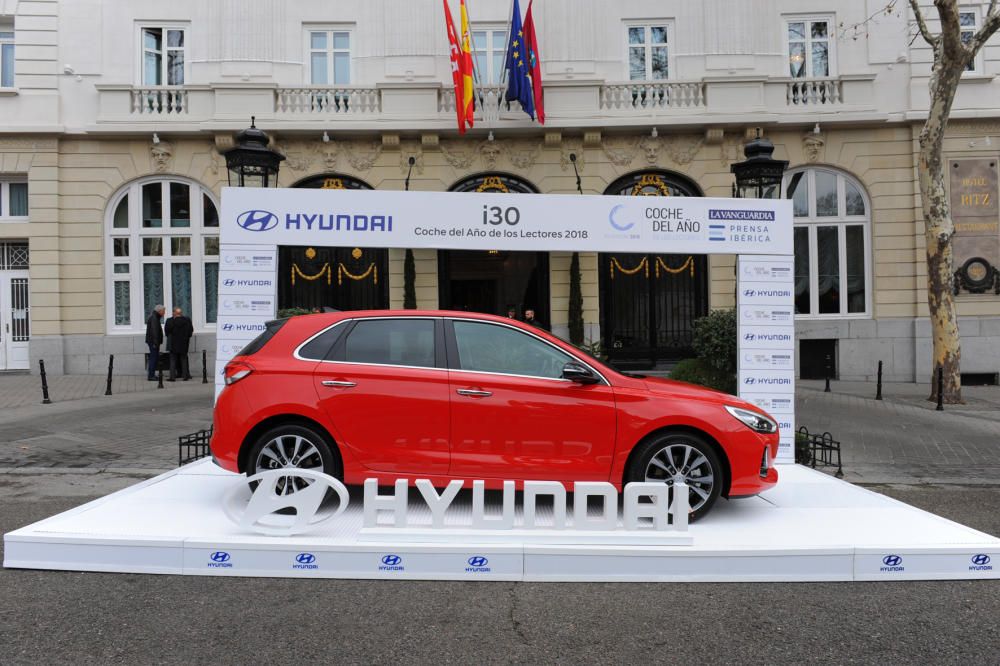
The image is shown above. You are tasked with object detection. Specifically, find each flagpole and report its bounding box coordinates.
[498,0,516,90]
[464,0,494,122]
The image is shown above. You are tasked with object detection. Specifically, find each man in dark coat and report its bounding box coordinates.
[164,306,194,381]
[145,305,165,381]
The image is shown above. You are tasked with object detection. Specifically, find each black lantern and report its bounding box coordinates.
[223,116,285,188]
[730,132,788,199]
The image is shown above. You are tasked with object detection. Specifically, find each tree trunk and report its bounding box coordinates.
[403,249,417,309]
[916,58,964,403]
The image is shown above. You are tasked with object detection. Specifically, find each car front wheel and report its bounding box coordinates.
[626,431,723,522]
[246,424,339,495]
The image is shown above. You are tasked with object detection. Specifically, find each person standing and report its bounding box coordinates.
[165,306,194,381]
[145,305,165,381]
[523,308,547,331]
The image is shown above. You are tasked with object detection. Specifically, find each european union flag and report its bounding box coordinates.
[504,0,535,120]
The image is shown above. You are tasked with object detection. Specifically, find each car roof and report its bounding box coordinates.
[288,309,531,325]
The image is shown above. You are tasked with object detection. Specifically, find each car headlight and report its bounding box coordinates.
[725,405,777,434]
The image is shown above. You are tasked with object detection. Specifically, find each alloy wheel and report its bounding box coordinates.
[253,434,325,495]
[643,442,716,513]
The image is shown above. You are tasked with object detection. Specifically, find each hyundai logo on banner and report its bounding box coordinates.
[740,371,794,393]
[880,554,904,572]
[379,554,404,571]
[237,210,280,232]
[740,327,794,348]
[208,551,233,568]
[970,554,993,571]
[219,321,266,334]
[218,276,275,295]
[465,555,492,573]
[293,553,319,570]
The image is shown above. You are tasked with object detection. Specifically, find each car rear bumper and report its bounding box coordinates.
[209,384,253,474]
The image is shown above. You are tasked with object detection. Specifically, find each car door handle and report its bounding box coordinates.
[456,388,492,397]
[321,380,357,388]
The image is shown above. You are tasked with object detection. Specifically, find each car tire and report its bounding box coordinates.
[626,431,723,522]
[246,423,340,495]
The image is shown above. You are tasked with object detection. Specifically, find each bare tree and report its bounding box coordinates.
[909,0,1000,403]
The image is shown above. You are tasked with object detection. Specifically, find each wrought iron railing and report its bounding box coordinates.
[178,427,213,466]
[795,426,843,477]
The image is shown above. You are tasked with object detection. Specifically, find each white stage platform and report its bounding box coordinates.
[4,460,999,582]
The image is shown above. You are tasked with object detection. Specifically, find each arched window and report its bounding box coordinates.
[105,176,219,331]
[783,167,871,317]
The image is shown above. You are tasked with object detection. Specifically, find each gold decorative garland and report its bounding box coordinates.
[655,256,695,278]
[609,255,695,279]
[291,263,332,285]
[338,262,377,285]
[609,256,649,279]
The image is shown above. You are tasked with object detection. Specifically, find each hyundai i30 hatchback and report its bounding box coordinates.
[210,310,779,520]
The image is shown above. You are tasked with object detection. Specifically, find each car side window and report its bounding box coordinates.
[452,321,572,379]
[343,319,435,368]
[297,322,347,361]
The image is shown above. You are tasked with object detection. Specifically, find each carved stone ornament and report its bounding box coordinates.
[480,140,502,169]
[601,136,638,168]
[504,139,542,169]
[312,141,341,170]
[440,141,476,169]
[345,140,383,171]
[802,132,826,163]
[720,134,743,167]
[637,135,661,165]
[150,140,174,172]
[271,140,309,173]
[664,135,704,166]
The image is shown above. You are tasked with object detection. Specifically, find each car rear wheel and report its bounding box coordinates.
[246,424,339,495]
[626,431,723,522]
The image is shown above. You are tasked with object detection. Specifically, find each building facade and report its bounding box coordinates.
[2,0,1000,381]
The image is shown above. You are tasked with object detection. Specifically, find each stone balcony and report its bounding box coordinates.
[89,75,879,133]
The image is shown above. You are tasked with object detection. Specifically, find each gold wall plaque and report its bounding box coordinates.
[950,159,1000,271]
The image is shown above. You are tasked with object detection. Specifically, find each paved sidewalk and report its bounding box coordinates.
[796,380,1000,484]
[0,380,213,472]
[0,372,210,409]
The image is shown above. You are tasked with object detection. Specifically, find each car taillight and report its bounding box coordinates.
[224,361,253,385]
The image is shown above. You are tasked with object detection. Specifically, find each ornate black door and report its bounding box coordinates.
[278,245,387,312]
[278,174,388,312]
[599,171,708,369]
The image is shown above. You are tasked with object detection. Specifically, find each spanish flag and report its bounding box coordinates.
[459,0,475,129]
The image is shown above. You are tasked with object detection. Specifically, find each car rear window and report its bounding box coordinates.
[297,321,348,361]
[237,319,288,357]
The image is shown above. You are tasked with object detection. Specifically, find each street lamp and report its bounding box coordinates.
[223,116,285,188]
[730,131,788,199]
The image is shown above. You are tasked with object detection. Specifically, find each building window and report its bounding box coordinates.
[140,26,185,86]
[106,177,218,331]
[0,179,28,220]
[0,24,13,88]
[784,167,871,318]
[960,8,982,73]
[786,17,833,78]
[626,23,670,80]
[472,27,507,84]
[309,29,351,85]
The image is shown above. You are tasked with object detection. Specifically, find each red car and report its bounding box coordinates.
[211,310,779,520]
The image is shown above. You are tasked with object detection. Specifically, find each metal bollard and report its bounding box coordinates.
[39,359,52,404]
[202,349,208,384]
[824,354,831,392]
[875,360,883,401]
[157,366,164,389]
[105,354,114,396]
[936,366,944,411]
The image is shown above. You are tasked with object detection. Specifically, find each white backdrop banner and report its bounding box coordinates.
[218,187,796,462]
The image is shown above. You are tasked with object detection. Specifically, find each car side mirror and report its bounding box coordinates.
[562,361,600,384]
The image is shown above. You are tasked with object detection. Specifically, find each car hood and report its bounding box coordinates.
[641,375,751,408]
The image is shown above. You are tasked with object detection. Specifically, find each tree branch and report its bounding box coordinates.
[910,0,939,46]
[970,0,1000,54]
